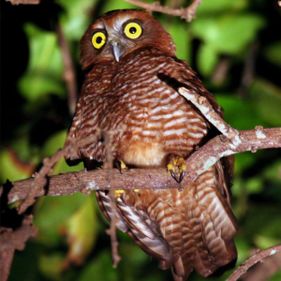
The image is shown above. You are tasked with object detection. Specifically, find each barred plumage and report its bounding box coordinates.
[65,9,237,281]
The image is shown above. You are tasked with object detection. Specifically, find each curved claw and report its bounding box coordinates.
[116,159,128,174]
[167,157,187,183]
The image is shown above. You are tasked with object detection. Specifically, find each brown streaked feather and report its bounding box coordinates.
[65,48,212,163]
[95,165,237,280]
[114,164,237,280]
[65,10,237,281]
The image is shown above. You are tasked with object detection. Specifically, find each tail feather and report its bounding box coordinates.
[170,165,237,280]
[96,163,237,281]
[172,256,193,281]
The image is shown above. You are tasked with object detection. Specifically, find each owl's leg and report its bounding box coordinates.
[115,160,141,195]
[114,160,128,197]
[167,155,187,183]
[115,159,128,173]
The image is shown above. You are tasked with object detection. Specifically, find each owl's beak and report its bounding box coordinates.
[111,41,123,62]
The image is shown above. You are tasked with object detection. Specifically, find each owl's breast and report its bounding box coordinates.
[114,51,208,167]
[66,49,209,166]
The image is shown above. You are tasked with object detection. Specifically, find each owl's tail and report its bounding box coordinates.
[169,185,237,281]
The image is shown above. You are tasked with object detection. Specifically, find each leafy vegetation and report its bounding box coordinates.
[1,0,281,280]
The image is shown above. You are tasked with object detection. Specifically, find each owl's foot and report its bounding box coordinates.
[167,156,187,183]
[116,159,128,173]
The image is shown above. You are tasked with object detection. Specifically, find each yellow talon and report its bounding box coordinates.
[117,159,128,174]
[167,156,187,183]
[120,160,127,170]
[114,189,125,197]
[114,160,139,196]
[114,188,139,197]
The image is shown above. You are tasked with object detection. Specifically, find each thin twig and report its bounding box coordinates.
[227,245,281,281]
[106,215,121,268]
[238,43,258,97]
[57,23,78,115]
[211,57,230,85]
[6,0,40,4]
[125,0,202,22]
[102,130,121,266]
[18,148,66,214]
[0,216,37,281]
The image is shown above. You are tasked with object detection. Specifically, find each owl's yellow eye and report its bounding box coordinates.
[92,31,106,49]
[123,22,142,39]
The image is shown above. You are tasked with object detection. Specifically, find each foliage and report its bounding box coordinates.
[1,0,281,280]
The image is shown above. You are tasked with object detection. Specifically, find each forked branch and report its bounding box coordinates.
[125,0,202,22]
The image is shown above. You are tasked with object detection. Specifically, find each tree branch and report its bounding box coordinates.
[1,127,281,206]
[125,0,202,22]
[0,216,37,281]
[6,0,40,4]
[227,245,281,281]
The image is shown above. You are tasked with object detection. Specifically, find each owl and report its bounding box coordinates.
[65,9,237,281]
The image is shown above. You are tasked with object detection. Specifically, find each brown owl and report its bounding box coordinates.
[65,9,237,281]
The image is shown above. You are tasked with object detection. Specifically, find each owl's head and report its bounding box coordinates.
[80,9,176,69]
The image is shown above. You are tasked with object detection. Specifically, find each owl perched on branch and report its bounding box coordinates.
[65,9,237,281]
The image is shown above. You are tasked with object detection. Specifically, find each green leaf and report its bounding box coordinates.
[255,235,281,249]
[270,271,281,281]
[197,43,218,76]
[245,177,263,194]
[11,136,39,164]
[20,73,64,102]
[244,205,281,243]
[42,130,67,156]
[42,130,84,173]
[39,253,65,280]
[234,235,252,265]
[79,251,119,281]
[164,21,191,61]
[249,79,281,127]
[65,196,97,264]
[56,0,97,40]
[216,94,264,129]
[234,153,256,175]
[19,24,64,101]
[192,14,264,55]
[34,194,88,246]
[9,242,42,281]
[0,149,33,182]
[263,160,281,185]
[101,0,134,13]
[197,0,247,14]
[264,41,281,67]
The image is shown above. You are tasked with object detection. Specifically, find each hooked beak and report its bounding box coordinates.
[111,41,123,62]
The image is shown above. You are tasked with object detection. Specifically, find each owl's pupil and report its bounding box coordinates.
[129,27,137,34]
[96,36,102,44]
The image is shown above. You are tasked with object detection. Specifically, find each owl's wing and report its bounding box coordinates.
[158,57,234,188]
[65,90,125,166]
[64,92,105,165]
[96,190,173,262]
[158,57,223,117]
